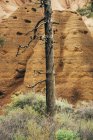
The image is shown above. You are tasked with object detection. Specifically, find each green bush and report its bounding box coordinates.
[56,129,80,140]
[6,93,46,115]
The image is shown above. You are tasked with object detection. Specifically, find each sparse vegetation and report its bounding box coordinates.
[56,129,80,140]
[77,4,93,18]
[0,92,93,140]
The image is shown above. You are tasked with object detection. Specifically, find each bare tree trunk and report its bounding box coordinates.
[43,0,56,116]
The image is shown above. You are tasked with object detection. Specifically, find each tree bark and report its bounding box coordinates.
[43,0,56,116]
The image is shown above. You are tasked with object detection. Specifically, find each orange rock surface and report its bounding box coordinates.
[0,0,90,21]
[0,1,93,106]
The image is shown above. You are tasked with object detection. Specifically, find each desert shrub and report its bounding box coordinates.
[56,99,73,113]
[6,93,46,115]
[0,106,42,140]
[75,106,93,120]
[0,105,56,140]
[78,120,93,140]
[27,120,50,140]
[54,113,76,131]
[6,92,73,115]
[77,8,90,17]
[56,129,80,140]
[77,4,93,18]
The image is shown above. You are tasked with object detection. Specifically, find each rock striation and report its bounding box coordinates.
[0,0,90,21]
[0,1,93,105]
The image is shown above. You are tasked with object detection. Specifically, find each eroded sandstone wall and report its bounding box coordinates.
[0,0,90,21]
[0,1,93,104]
[25,10,93,103]
[0,2,43,102]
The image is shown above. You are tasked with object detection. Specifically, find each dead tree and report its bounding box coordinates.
[16,0,56,116]
[43,0,56,116]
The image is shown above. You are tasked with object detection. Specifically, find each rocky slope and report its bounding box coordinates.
[0,1,93,105]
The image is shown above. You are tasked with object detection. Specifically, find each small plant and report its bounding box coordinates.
[56,129,80,140]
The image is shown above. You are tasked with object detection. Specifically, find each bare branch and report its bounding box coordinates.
[25,18,45,36]
[27,80,46,88]
[16,18,45,57]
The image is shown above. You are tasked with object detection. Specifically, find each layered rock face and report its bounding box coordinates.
[0,0,90,21]
[0,1,93,104]
[52,0,90,10]
[0,0,31,21]
[0,2,43,104]
[25,10,93,103]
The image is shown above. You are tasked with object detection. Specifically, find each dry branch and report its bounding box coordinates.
[16,18,45,56]
[27,80,46,88]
